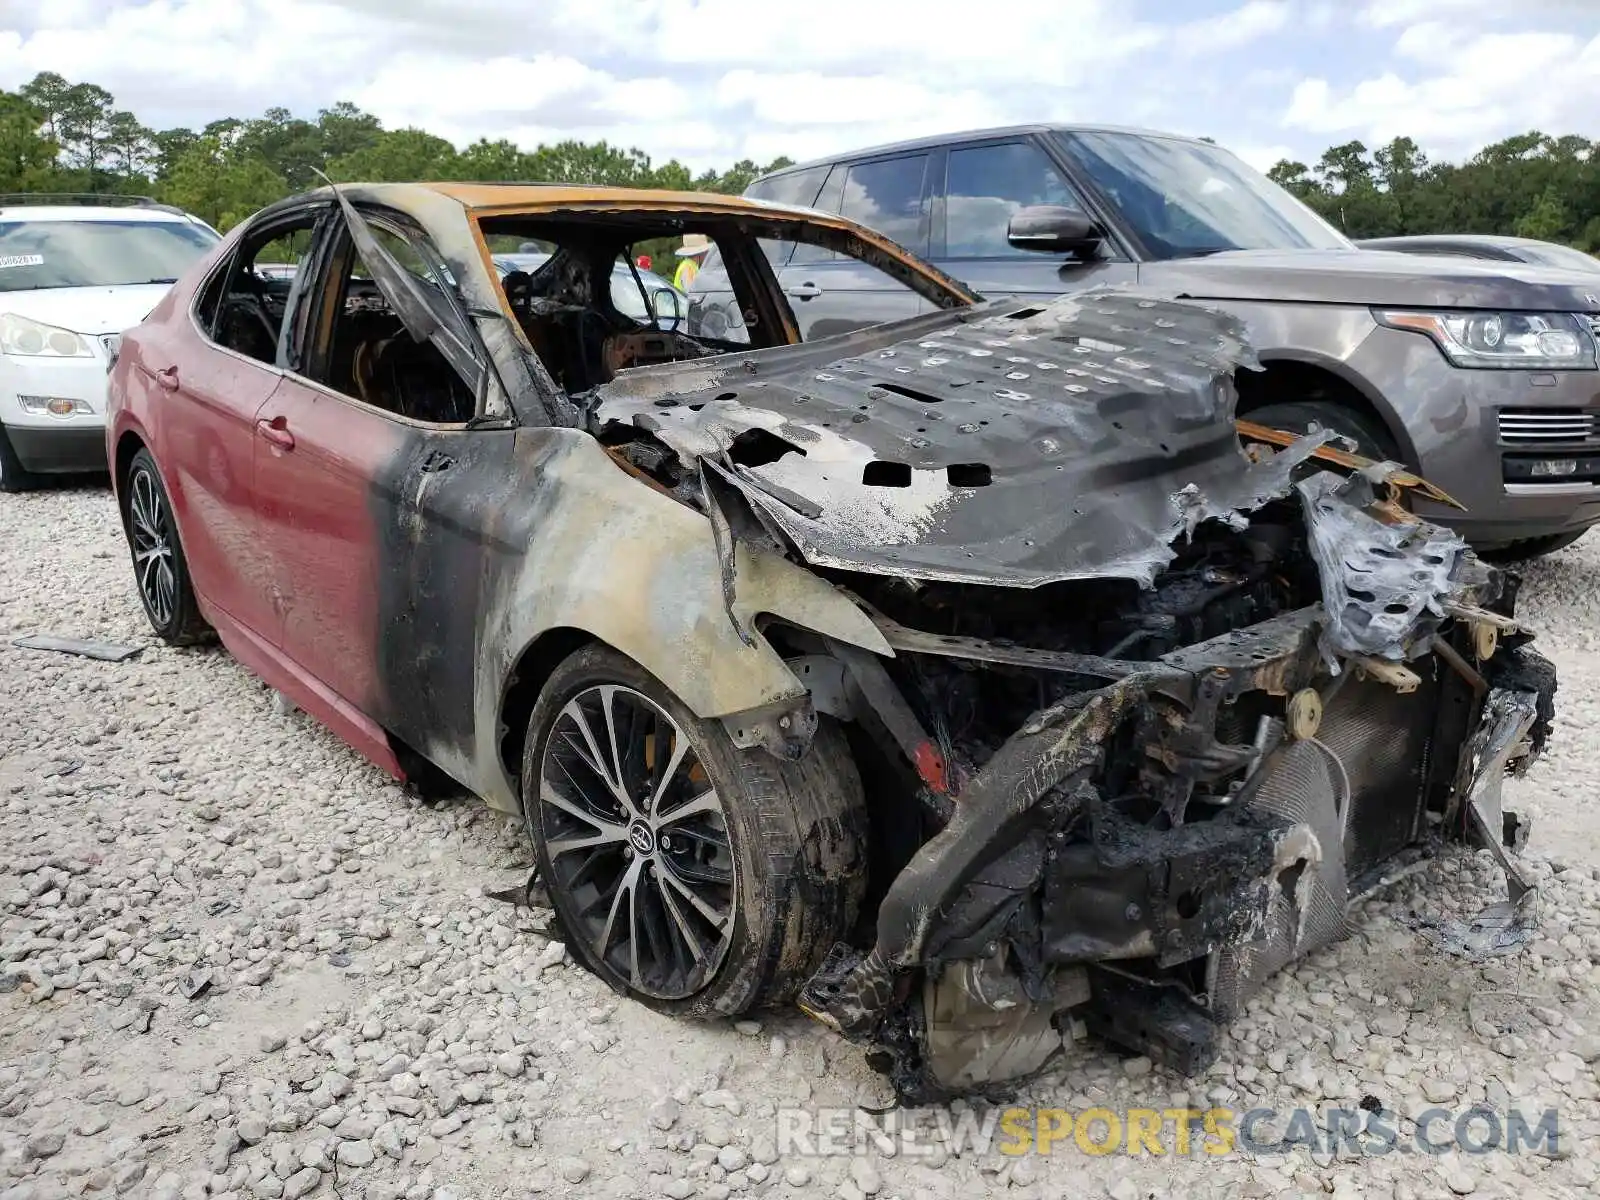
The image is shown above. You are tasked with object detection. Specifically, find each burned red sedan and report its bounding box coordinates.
[108,183,1553,1100]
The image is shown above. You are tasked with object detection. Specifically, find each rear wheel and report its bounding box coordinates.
[0,425,43,493]
[523,645,867,1017]
[122,448,209,645]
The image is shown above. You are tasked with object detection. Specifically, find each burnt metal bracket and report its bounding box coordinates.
[720,695,818,762]
[824,637,952,799]
[1081,966,1220,1076]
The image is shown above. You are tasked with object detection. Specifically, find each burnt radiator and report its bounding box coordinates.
[1315,665,1441,880]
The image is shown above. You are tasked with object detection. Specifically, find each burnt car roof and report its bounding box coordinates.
[289,180,850,220]
[595,290,1333,588]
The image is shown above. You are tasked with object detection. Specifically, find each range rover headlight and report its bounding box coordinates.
[1376,309,1595,370]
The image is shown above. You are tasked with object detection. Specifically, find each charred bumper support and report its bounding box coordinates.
[797,604,1554,1101]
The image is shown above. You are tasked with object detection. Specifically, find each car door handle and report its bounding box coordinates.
[786,282,822,300]
[155,366,180,392]
[255,416,295,451]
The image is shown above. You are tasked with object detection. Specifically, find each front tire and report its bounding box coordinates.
[523,645,867,1017]
[122,448,209,645]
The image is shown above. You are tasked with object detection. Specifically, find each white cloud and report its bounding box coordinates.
[1284,21,1600,157]
[1177,0,1293,54]
[0,0,1590,177]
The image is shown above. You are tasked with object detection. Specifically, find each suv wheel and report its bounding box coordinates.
[523,645,867,1017]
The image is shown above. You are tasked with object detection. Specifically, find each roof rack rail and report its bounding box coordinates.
[0,193,201,223]
[0,192,167,207]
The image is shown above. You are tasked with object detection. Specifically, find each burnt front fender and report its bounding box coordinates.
[469,430,891,812]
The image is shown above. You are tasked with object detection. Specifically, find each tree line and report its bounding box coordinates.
[1268,135,1599,250]
[1,72,1596,251]
[0,72,792,231]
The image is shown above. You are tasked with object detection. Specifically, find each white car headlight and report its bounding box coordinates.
[1376,309,1596,370]
[0,312,93,358]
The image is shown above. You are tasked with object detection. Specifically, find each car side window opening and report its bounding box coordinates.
[201,218,319,367]
[480,221,747,392]
[308,220,476,425]
[838,155,929,254]
[944,142,1081,258]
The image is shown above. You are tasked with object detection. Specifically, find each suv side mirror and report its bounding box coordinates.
[1007,206,1105,258]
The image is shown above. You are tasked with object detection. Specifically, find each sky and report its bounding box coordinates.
[0,0,1595,174]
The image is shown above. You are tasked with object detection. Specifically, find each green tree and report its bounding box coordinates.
[1516,186,1572,242]
[151,128,199,184]
[162,135,286,230]
[456,138,529,180]
[317,102,382,161]
[1267,160,1321,203]
[105,110,155,182]
[331,128,459,182]
[57,82,116,184]
[0,90,55,190]
[17,72,71,171]
[238,107,326,191]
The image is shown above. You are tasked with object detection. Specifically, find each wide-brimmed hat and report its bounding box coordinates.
[675,233,712,257]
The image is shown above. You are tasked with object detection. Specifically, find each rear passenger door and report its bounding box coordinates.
[930,137,1137,299]
[776,153,934,339]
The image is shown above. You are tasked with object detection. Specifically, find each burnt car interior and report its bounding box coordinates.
[476,213,969,395]
[314,220,476,425]
[203,215,316,366]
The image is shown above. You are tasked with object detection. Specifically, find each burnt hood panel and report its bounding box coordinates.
[595,290,1322,587]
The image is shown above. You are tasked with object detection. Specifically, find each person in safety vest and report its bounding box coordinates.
[673,233,711,290]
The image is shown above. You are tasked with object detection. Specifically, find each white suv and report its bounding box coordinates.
[0,196,220,492]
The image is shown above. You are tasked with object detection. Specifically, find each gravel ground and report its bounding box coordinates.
[2,484,1599,1200]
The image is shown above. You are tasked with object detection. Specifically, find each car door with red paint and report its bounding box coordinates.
[249,204,485,743]
[135,215,320,640]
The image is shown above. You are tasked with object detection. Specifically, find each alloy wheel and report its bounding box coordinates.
[538,684,736,1000]
[129,466,177,628]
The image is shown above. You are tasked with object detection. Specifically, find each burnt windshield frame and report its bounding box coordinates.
[1054,131,1352,261]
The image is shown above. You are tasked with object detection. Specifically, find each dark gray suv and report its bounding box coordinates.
[689,125,1600,558]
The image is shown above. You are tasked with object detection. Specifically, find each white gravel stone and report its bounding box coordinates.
[557,1157,591,1185]
[335,1140,375,1168]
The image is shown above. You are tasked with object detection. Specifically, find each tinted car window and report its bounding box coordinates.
[746,166,832,268]
[944,143,1078,258]
[838,156,929,253]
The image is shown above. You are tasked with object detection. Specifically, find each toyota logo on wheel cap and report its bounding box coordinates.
[628,821,656,855]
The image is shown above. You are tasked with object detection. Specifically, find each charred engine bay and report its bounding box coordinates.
[828,511,1317,765]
